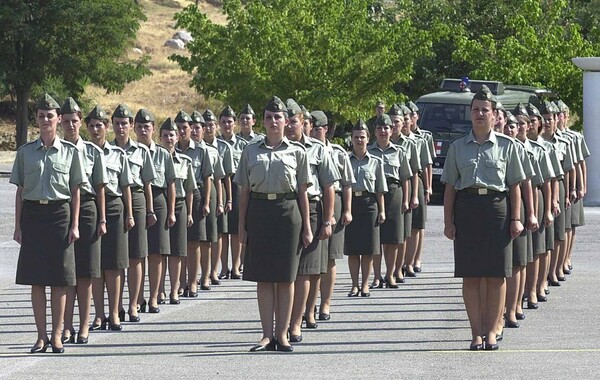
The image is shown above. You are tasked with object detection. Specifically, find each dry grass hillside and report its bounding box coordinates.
[0,0,225,149]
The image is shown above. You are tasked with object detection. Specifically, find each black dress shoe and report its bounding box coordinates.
[548,277,561,287]
[139,300,147,313]
[200,284,211,291]
[318,313,331,321]
[564,269,572,275]
[527,301,539,309]
[169,296,181,305]
[405,268,417,277]
[128,312,140,322]
[544,289,550,295]
[305,321,318,329]
[148,305,160,313]
[61,328,75,344]
[76,334,89,344]
[50,343,65,354]
[414,266,422,273]
[484,341,499,351]
[188,290,199,297]
[157,299,166,305]
[210,276,221,285]
[109,320,123,331]
[384,276,399,289]
[515,312,526,320]
[230,272,242,279]
[348,288,359,297]
[100,317,109,330]
[289,334,302,343]
[496,331,503,341]
[30,340,50,354]
[360,291,371,297]
[276,342,294,352]
[505,319,520,328]
[249,340,276,352]
[218,270,230,280]
[557,276,566,282]
[538,294,548,302]
[182,287,190,297]
[469,343,483,351]
[118,308,126,323]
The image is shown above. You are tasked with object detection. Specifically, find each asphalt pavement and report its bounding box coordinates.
[0,173,599,379]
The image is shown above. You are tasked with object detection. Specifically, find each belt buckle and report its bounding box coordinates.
[267,193,277,200]
[477,188,488,195]
[354,191,363,197]
[39,199,49,205]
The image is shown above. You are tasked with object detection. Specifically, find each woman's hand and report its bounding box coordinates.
[146,213,157,228]
[13,227,22,245]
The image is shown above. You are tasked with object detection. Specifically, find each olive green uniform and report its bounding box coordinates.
[169,151,196,257]
[147,141,176,255]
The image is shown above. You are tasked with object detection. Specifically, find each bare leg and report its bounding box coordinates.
[50,286,67,348]
[549,241,563,282]
[290,275,309,336]
[462,278,483,345]
[383,244,398,286]
[348,256,360,292]
[200,242,211,288]
[91,276,106,326]
[558,231,570,278]
[414,229,425,268]
[538,251,550,296]
[319,259,336,316]
[104,269,122,324]
[128,258,142,317]
[526,257,540,304]
[187,241,200,293]
[405,230,418,274]
[159,256,167,301]
[137,258,147,306]
[566,227,576,270]
[148,254,163,308]
[505,266,520,323]
[305,275,320,325]
[371,252,382,287]
[63,285,76,340]
[220,233,230,277]
[394,243,406,278]
[231,234,242,277]
[76,278,92,338]
[516,266,526,316]
[211,238,221,281]
[168,256,182,301]
[256,282,275,346]
[32,285,48,344]
[360,255,373,294]
[275,282,294,346]
[483,277,505,345]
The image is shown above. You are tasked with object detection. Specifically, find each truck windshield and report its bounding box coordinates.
[418,103,472,134]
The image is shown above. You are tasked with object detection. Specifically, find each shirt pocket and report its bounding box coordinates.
[50,161,70,194]
[280,154,298,190]
[484,158,506,184]
[364,170,375,192]
[106,162,121,186]
[457,159,477,182]
[248,156,269,189]
[23,161,42,189]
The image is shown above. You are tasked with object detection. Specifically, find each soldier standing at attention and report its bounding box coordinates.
[111,103,156,320]
[234,96,312,352]
[441,85,525,351]
[175,110,213,297]
[11,94,85,353]
[237,103,264,142]
[310,111,355,320]
[60,97,107,344]
[218,106,248,280]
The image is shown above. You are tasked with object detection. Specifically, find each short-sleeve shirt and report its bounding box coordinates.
[101,143,133,197]
[543,134,575,173]
[234,137,311,194]
[348,151,388,194]
[303,135,340,200]
[393,135,421,175]
[514,138,536,181]
[207,138,234,176]
[198,140,225,181]
[172,151,197,198]
[367,142,412,182]
[236,131,264,142]
[407,132,433,171]
[415,128,437,159]
[111,138,156,188]
[527,139,556,187]
[148,142,176,189]
[176,139,213,185]
[537,136,564,180]
[441,130,525,192]
[219,134,248,173]
[325,142,356,192]
[75,138,107,196]
[10,138,85,201]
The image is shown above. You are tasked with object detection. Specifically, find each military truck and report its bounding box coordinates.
[415,78,555,193]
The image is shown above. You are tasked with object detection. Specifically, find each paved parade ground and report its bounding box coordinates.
[0,170,599,378]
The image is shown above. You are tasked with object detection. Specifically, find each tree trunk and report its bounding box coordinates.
[15,85,30,148]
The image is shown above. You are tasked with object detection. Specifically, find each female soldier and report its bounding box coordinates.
[175,110,213,297]
[111,104,156,319]
[345,120,387,297]
[441,85,525,351]
[60,98,107,344]
[87,105,134,331]
[234,96,312,352]
[217,106,248,280]
[160,118,195,304]
[368,112,411,288]
[134,108,176,312]
[310,111,355,320]
[11,94,84,353]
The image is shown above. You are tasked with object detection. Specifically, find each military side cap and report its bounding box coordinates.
[375,99,385,108]
[472,85,496,104]
[60,97,81,115]
[512,103,529,117]
[159,117,177,132]
[285,98,302,116]
[265,96,287,113]
[538,100,556,115]
[400,104,412,116]
[219,105,236,119]
[240,103,255,116]
[526,103,542,118]
[190,110,205,124]
[496,101,505,111]
[301,105,311,120]
[387,104,404,116]
[135,108,155,123]
[311,110,328,127]
[112,104,133,119]
[555,100,569,112]
[353,118,369,132]
[406,101,419,113]
[374,114,393,126]
[37,93,60,111]
[174,110,192,123]
[203,109,217,122]
[506,112,518,126]
[85,105,107,124]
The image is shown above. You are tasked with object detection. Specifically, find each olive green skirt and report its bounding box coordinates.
[297,201,325,275]
[128,191,148,259]
[74,199,101,278]
[168,198,188,257]
[101,196,129,271]
[328,192,345,260]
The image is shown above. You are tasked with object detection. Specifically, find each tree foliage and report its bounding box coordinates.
[171,0,431,123]
[0,0,151,147]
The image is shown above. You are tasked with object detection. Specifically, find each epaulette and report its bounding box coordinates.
[156,144,171,153]
[60,139,78,149]
[83,140,103,154]
[529,139,546,151]
[289,140,307,151]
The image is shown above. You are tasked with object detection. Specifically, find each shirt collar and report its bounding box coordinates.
[465,129,497,145]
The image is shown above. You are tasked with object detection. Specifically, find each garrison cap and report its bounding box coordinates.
[190,111,205,124]
[285,98,302,117]
[219,105,236,119]
[135,108,155,123]
[85,105,108,124]
[265,96,287,113]
[352,118,369,132]
[406,101,419,113]
[112,104,133,120]
[555,100,569,112]
[240,103,255,116]
[496,101,505,111]
[174,110,192,123]
[310,110,328,127]
[375,99,386,108]
[37,93,60,111]
[506,112,518,126]
[159,117,177,132]
[512,103,529,117]
[301,105,311,120]
[472,85,496,105]
[387,104,404,116]
[374,114,393,127]
[526,103,542,119]
[538,100,556,115]
[60,97,81,115]
[399,104,412,116]
[203,109,217,122]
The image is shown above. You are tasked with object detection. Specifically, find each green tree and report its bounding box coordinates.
[171,0,431,123]
[0,0,150,147]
